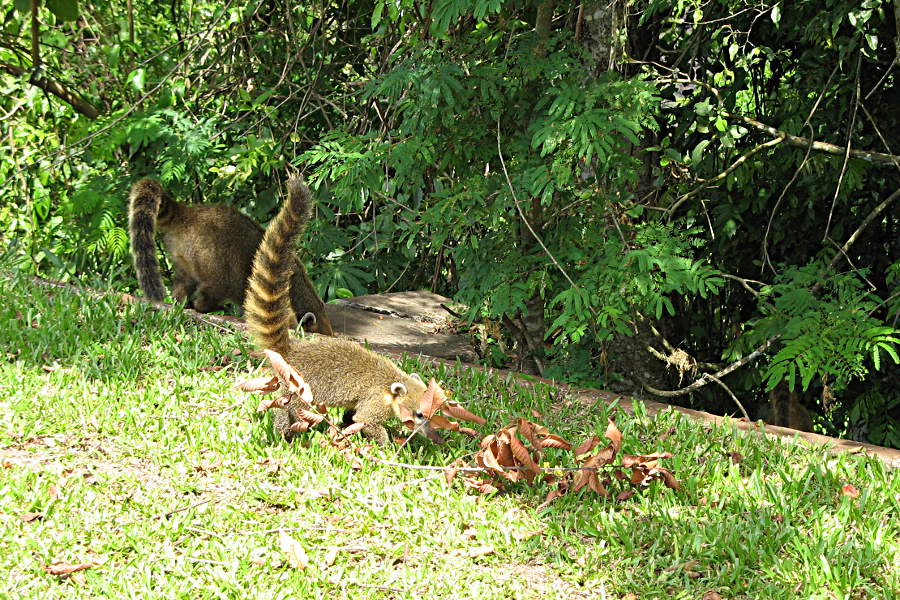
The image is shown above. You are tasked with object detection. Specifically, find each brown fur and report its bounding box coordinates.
[244,175,436,445]
[760,381,814,432]
[128,177,333,335]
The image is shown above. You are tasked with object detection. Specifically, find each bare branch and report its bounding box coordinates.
[30,0,40,68]
[826,187,900,274]
[728,113,900,166]
[705,373,751,421]
[0,63,100,119]
[641,335,781,398]
[666,134,786,219]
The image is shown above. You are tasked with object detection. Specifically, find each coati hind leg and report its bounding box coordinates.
[191,286,225,313]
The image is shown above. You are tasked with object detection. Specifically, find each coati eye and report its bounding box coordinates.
[413,410,425,420]
[390,382,407,396]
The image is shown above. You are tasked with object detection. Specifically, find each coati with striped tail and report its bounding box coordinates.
[128,177,333,335]
[244,175,440,445]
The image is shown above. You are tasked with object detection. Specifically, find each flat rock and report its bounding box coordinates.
[336,290,462,323]
[325,301,477,363]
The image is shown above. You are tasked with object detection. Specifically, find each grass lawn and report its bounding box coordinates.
[1,271,897,599]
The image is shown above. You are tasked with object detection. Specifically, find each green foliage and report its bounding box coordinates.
[2,277,899,598]
[1,0,898,444]
[737,264,900,394]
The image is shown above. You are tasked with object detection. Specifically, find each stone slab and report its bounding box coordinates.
[325,302,477,363]
[336,290,462,323]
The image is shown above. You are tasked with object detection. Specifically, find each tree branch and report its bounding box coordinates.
[827,187,900,272]
[666,134,786,218]
[0,63,100,119]
[30,0,40,69]
[727,112,900,166]
[641,335,781,398]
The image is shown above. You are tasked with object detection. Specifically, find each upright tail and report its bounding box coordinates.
[128,178,168,302]
[245,175,313,354]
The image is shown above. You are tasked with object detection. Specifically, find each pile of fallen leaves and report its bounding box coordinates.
[448,418,679,507]
[235,350,679,505]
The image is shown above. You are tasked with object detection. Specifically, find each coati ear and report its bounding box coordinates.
[298,312,317,329]
[390,382,407,396]
[409,373,424,384]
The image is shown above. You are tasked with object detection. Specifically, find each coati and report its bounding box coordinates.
[244,175,439,445]
[128,177,333,335]
[758,381,814,432]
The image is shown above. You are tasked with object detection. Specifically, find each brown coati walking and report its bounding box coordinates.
[128,177,333,335]
[244,175,439,445]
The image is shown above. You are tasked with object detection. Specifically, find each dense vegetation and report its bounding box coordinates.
[2,272,898,599]
[2,0,898,446]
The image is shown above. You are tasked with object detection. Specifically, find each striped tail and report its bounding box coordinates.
[244,175,313,354]
[128,178,166,302]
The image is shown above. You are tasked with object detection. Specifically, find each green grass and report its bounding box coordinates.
[1,271,898,599]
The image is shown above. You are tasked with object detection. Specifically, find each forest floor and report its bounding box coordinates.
[1,271,897,599]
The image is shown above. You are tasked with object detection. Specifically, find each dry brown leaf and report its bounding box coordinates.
[536,488,566,511]
[477,441,505,475]
[279,530,308,570]
[263,349,308,396]
[517,419,542,450]
[19,512,43,522]
[587,475,610,498]
[48,484,59,500]
[572,468,593,493]
[622,455,658,470]
[341,422,366,436]
[701,593,723,600]
[573,435,602,458]
[653,467,680,490]
[297,408,325,426]
[584,446,616,470]
[603,419,622,452]
[44,561,96,575]
[463,477,500,494]
[726,451,743,463]
[530,408,542,418]
[507,433,539,482]
[257,395,290,412]
[234,375,280,394]
[444,465,459,486]
[513,528,545,541]
[493,435,517,470]
[429,414,461,431]
[630,467,648,485]
[440,400,486,425]
[615,490,635,502]
[323,548,338,568]
[418,380,441,418]
[841,484,860,499]
[540,435,572,450]
[466,544,495,558]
